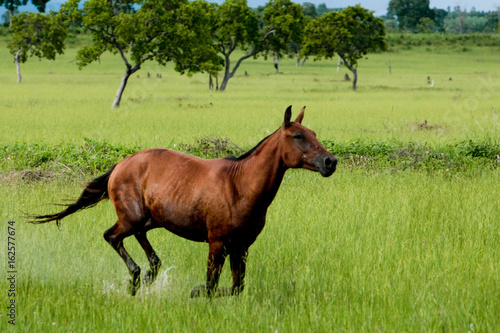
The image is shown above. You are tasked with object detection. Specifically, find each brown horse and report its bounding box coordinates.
[30,106,337,297]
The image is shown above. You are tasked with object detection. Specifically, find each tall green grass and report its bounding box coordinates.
[1,169,498,331]
[0,34,499,331]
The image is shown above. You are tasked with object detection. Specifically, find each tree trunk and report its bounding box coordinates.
[342,61,358,91]
[219,54,232,92]
[218,44,261,92]
[15,49,22,83]
[220,73,230,92]
[337,57,341,72]
[275,55,279,74]
[112,65,140,108]
[352,68,358,91]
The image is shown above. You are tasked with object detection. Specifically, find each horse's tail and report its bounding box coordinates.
[28,164,117,226]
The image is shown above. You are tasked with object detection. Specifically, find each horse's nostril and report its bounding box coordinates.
[325,157,332,166]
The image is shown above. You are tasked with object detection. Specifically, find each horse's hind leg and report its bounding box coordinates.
[104,223,142,296]
[135,230,162,285]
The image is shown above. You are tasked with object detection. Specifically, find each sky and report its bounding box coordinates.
[2,0,499,19]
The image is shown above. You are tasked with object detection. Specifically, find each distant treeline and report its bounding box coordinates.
[384,5,500,34]
[2,1,498,33]
[386,33,500,49]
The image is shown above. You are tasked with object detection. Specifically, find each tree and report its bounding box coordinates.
[1,0,51,26]
[1,7,17,27]
[387,0,434,32]
[0,0,27,27]
[212,0,303,91]
[302,5,387,91]
[31,0,50,12]
[302,2,317,19]
[213,0,262,91]
[417,17,435,33]
[317,3,331,17]
[432,8,448,32]
[262,0,305,73]
[7,11,67,83]
[62,0,220,108]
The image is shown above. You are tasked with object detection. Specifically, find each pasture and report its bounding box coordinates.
[1,33,499,332]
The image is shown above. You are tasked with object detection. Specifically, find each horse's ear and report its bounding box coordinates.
[295,106,305,124]
[284,105,292,127]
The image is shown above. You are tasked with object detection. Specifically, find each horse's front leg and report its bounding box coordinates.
[191,241,227,297]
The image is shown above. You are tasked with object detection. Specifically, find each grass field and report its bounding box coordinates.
[0,33,499,332]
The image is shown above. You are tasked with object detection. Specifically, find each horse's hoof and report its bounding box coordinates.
[190,285,207,298]
[128,279,140,296]
[143,270,156,285]
[217,287,231,297]
[129,270,141,296]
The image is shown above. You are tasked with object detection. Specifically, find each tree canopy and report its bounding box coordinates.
[212,0,261,91]
[61,0,220,108]
[302,5,387,91]
[262,0,304,72]
[1,0,50,26]
[211,0,304,91]
[388,0,434,32]
[8,11,67,82]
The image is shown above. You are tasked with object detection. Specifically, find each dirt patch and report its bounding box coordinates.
[411,120,443,131]
[0,170,57,183]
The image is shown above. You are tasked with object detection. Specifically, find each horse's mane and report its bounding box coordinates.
[224,129,278,162]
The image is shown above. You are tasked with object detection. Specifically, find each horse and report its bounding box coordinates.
[29,106,337,297]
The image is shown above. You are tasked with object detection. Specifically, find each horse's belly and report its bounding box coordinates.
[150,201,209,242]
[161,221,208,242]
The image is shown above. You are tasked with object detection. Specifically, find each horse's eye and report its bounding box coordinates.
[293,133,304,140]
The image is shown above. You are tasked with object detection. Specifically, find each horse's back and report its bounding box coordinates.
[108,148,231,242]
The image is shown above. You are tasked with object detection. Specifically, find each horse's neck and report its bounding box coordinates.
[235,132,286,207]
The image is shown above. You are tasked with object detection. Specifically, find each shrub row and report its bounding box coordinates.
[386,33,500,50]
[323,138,500,173]
[1,137,499,181]
[0,138,140,180]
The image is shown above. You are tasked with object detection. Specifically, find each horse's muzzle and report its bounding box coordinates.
[313,152,337,177]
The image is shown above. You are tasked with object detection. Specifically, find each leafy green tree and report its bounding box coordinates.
[7,11,67,83]
[387,0,434,32]
[62,0,220,108]
[432,8,448,32]
[1,7,17,27]
[1,0,51,26]
[317,3,330,17]
[31,0,50,12]
[302,5,387,91]
[0,0,26,27]
[212,0,304,91]
[302,2,317,19]
[417,17,435,33]
[262,0,305,73]
[213,0,263,91]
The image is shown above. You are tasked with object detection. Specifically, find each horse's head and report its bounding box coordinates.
[280,106,337,177]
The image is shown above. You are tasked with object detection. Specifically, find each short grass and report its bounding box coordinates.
[0,33,499,332]
[1,35,499,148]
